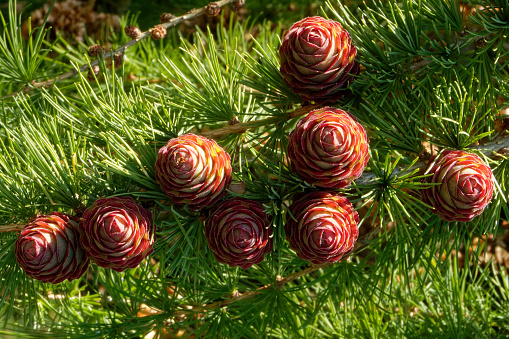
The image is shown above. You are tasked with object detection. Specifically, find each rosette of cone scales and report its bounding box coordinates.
[287,107,369,189]
[279,16,359,103]
[16,212,89,283]
[79,197,155,272]
[421,150,494,222]
[155,134,232,210]
[205,198,273,269]
[285,191,359,264]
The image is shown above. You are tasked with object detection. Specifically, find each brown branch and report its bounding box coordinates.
[0,223,25,233]
[199,103,323,139]
[355,132,509,186]
[409,58,433,73]
[409,36,470,73]
[0,0,237,100]
[197,227,381,311]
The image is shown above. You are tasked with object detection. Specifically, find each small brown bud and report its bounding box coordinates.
[124,25,141,40]
[459,26,467,37]
[113,53,123,69]
[232,0,245,12]
[160,13,175,23]
[88,44,103,57]
[205,2,220,17]
[151,25,167,40]
[228,116,240,125]
[496,147,509,157]
[87,65,100,82]
[476,37,487,49]
[418,148,431,162]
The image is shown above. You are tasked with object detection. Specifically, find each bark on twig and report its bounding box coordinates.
[0,223,25,233]
[199,103,322,139]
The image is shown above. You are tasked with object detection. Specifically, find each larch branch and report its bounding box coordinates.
[355,133,509,186]
[199,103,323,139]
[0,0,237,100]
[197,227,381,311]
[0,223,25,233]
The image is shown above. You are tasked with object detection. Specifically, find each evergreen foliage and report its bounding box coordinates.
[0,0,508,337]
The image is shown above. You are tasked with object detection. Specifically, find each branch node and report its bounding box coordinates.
[151,25,167,40]
[205,2,221,17]
[125,25,142,40]
[160,13,176,23]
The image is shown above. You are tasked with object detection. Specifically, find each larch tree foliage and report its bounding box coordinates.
[0,0,508,337]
